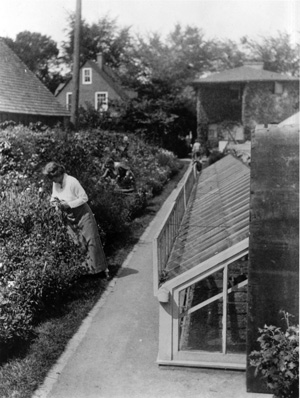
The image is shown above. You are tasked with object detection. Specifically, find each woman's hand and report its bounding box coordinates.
[60,200,70,210]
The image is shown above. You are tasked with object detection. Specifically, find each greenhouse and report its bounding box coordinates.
[153,155,250,369]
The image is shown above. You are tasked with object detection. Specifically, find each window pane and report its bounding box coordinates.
[96,93,108,111]
[179,270,223,352]
[226,256,248,354]
[83,69,91,83]
[66,94,72,111]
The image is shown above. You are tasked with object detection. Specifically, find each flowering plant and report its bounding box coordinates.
[250,311,299,398]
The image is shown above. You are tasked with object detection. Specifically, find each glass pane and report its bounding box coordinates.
[226,255,248,354]
[179,270,223,352]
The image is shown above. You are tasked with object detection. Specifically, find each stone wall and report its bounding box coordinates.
[243,81,299,131]
[196,81,299,141]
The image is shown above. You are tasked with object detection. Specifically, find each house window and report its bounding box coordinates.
[82,68,92,84]
[66,92,72,111]
[273,82,283,95]
[95,92,108,111]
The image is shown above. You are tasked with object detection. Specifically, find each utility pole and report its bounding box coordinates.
[70,0,81,129]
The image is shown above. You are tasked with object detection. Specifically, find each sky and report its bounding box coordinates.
[0,0,299,49]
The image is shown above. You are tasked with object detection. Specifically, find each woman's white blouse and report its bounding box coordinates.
[50,173,88,208]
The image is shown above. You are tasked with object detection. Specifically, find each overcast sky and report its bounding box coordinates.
[0,0,299,49]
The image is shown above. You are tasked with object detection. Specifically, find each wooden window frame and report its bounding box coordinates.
[82,68,92,84]
[156,239,249,369]
[95,91,108,111]
[66,92,72,111]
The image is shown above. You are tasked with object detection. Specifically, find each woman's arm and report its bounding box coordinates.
[68,178,88,208]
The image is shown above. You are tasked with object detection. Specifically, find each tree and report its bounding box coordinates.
[3,31,61,92]
[241,31,300,76]
[61,14,134,69]
[209,39,245,71]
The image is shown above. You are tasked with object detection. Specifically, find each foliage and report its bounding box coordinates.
[61,14,134,70]
[3,31,63,92]
[250,311,299,398]
[3,21,298,151]
[0,185,86,346]
[241,32,300,77]
[0,125,181,349]
[0,126,180,241]
[78,101,123,131]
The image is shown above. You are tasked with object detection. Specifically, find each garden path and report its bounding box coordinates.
[33,165,272,398]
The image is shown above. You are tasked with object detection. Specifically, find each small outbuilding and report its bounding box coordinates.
[191,62,299,145]
[0,39,70,126]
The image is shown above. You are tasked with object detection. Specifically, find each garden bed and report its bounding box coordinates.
[0,125,187,398]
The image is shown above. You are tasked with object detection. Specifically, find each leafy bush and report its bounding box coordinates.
[250,311,299,398]
[0,125,182,351]
[0,185,85,347]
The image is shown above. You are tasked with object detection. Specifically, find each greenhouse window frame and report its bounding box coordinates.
[156,238,249,369]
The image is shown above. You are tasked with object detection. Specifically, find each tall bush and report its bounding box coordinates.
[0,185,85,346]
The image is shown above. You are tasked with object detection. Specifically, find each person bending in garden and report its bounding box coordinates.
[102,158,135,190]
[43,161,108,279]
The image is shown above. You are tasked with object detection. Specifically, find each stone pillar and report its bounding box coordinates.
[241,84,252,141]
[241,84,248,126]
[196,87,208,147]
[247,125,299,393]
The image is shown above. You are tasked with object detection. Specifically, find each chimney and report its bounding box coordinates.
[97,53,104,69]
[243,61,264,70]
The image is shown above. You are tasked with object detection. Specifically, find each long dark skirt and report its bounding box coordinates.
[66,203,107,274]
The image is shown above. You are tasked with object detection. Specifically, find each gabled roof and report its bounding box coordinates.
[87,60,135,100]
[192,65,299,85]
[0,40,69,117]
[55,59,137,100]
[166,155,250,280]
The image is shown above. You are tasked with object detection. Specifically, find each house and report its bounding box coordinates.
[55,53,137,112]
[191,62,299,145]
[0,39,70,126]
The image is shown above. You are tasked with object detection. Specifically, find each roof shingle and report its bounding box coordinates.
[0,40,69,117]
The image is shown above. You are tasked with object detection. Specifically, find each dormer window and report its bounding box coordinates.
[82,68,92,84]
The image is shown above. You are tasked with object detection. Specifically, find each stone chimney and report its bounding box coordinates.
[97,53,104,69]
[243,61,264,70]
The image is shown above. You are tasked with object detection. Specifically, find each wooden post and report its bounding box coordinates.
[71,0,81,129]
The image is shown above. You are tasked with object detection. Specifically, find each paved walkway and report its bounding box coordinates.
[33,169,271,398]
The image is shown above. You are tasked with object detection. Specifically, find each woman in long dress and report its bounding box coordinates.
[43,162,108,278]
